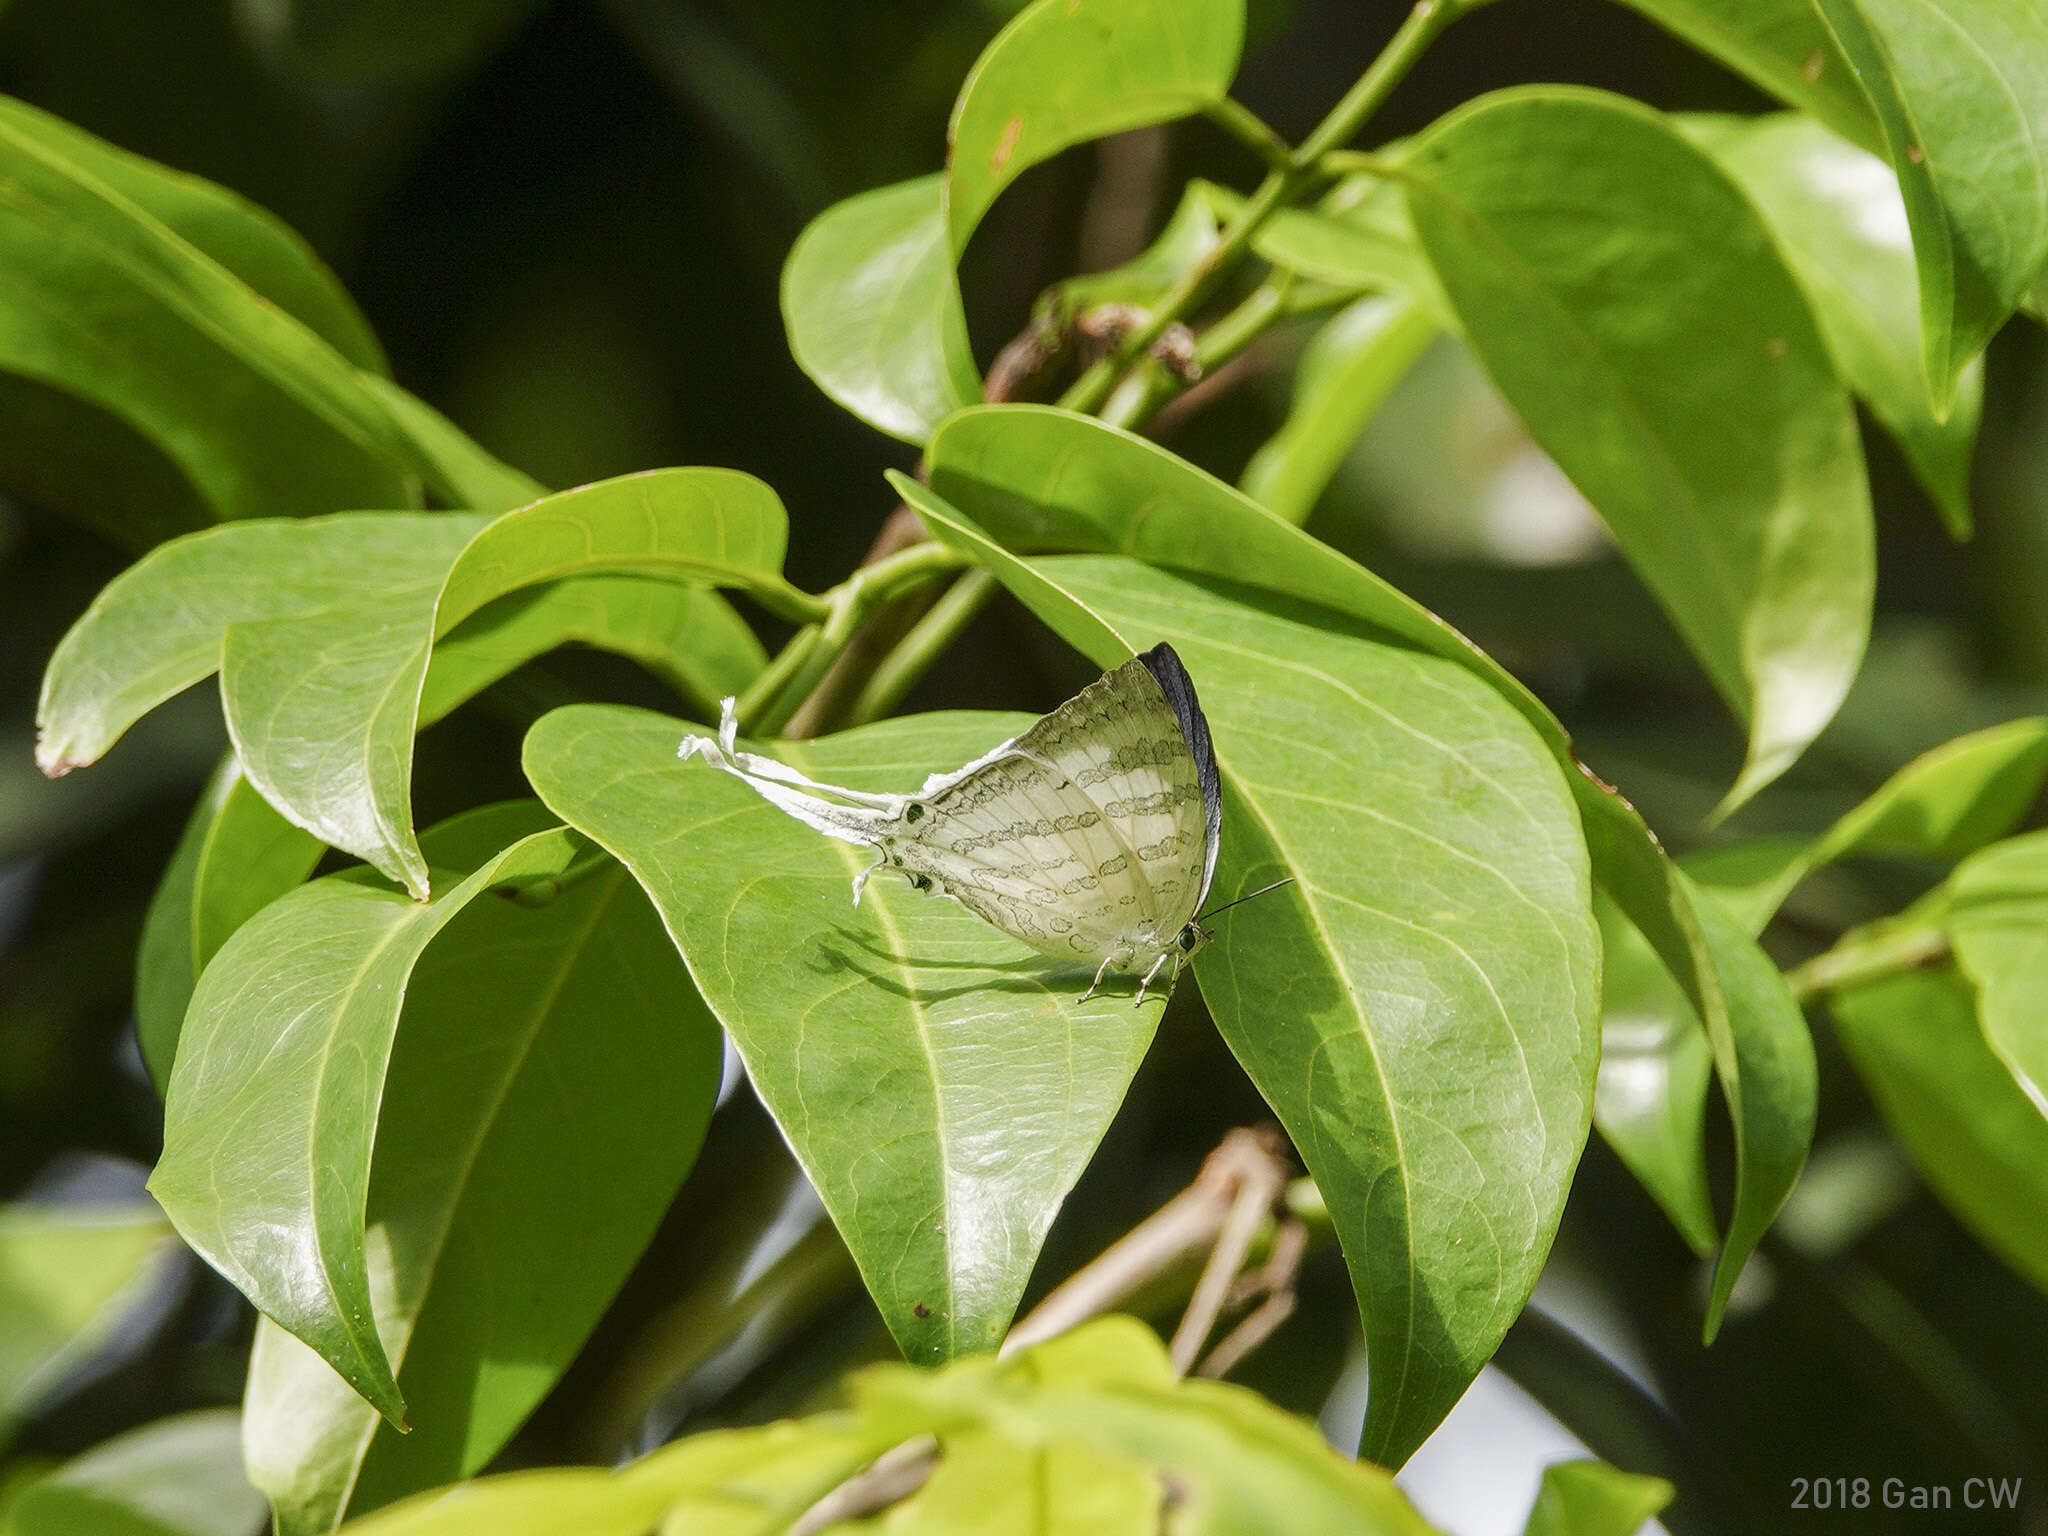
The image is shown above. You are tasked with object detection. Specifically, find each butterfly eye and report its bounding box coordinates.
[1178,926,1202,953]
[911,874,934,892]
[904,803,926,823]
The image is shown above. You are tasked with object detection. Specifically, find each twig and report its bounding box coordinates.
[1197,1218,1308,1379]
[1167,1135,1288,1373]
[787,1437,939,1535]
[1004,1127,1287,1358]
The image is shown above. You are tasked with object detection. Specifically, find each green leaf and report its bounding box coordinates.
[781,174,980,444]
[1687,112,1981,535]
[1810,0,2048,412]
[1605,0,1876,149]
[244,838,721,1531]
[44,469,789,896]
[1229,175,1450,320]
[1592,896,1717,1256]
[149,805,589,1426]
[850,1432,1160,1535]
[1522,1459,1674,1536]
[1051,180,1228,317]
[1831,967,2048,1297]
[1404,87,1873,811]
[852,1318,1443,1533]
[897,469,1596,1465]
[0,1205,172,1436]
[134,759,323,1092]
[1239,293,1438,525]
[353,375,544,513]
[1708,716,2048,935]
[10,1411,263,1536]
[523,706,1167,1363]
[239,0,546,81]
[945,0,1244,252]
[1946,830,2048,1119]
[0,93,416,525]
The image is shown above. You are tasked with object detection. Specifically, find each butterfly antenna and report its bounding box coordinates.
[1196,877,1296,924]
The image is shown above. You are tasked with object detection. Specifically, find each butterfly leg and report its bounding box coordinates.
[1079,954,1119,1004]
[1133,951,1174,1007]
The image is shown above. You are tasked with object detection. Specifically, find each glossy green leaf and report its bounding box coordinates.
[523,707,1165,1362]
[10,1410,263,1536]
[150,806,589,1426]
[0,93,415,525]
[905,431,1810,1348]
[239,0,546,81]
[916,407,1774,1309]
[245,841,721,1532]
[1690,112,1981,535]
[0,1204,172,1433]
[781,174,979,444]
[1811,0,2048,412]
[354,375,543,513]
[1522,1459,1674,1536]
[1405,87,1873,811]
[1592,895,1717,1256]
[945,0,1243,252]
[1606,0,1876,150]
[1831,967,2048,1296]
[134,759,322,1092]
[897,470,1596,1465]
[44,469,788,895]
[1947,830,2048,1119]
[1239,293,1438,525]
[36,512,487,781]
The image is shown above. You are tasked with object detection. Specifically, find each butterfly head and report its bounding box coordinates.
[1176,920,1213,958]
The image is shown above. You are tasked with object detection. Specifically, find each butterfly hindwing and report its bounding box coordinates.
[878,645,1213,966]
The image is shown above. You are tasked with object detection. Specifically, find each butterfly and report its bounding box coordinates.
[679,643,1227,1004]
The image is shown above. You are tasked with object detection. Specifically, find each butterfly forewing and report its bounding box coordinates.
[879,646,1216,967]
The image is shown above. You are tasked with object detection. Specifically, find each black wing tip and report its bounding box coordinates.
[1133,641,1222,880]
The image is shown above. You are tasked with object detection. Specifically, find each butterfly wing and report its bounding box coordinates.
[880,643,1216,967]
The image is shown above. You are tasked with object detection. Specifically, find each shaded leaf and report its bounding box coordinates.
[1404,87,1872,811]
[1689,112,1981,535]
[1239,293,1438,525]
[1052,180,1227,318]
[1606,0,1876,149]
[10,1410,262,1536]
[1522,1459,1673,1536]
[945,0,1243,251]
[1810,0,2048,412]
[150,805,588,1425]
[245,846,721,1531]
[1831,967,2048,1297]
[0,93,415,525]
[781,174,979,444]
[0,1204,172,1434]
[523,708,1165,1362]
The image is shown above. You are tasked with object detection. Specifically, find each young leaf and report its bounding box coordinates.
[0,94,416,525]
[1831,967,2048,1297]
[1226,175,1450,321]
[149,805,590,1426]
[1688,112,1981,536]
[1051,180,1227,318]
[523,707,1166,1363]
[1239,293,1438,525]
[1404,87,1873,812]
[945,0,1244,251]
[1810,0,2048,413]
[243,842,721,1532]
[781,174,980,444]
[1522,1459,1674,1536]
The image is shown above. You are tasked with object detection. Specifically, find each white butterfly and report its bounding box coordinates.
[679,643,1223,1004]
